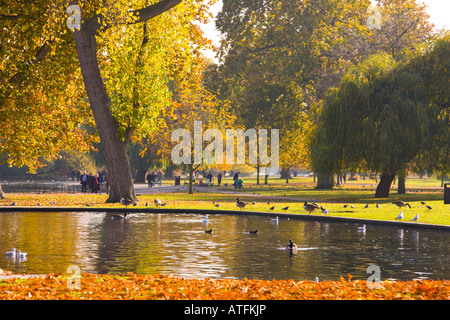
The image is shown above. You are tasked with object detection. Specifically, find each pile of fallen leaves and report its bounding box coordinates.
[0,272,448,300]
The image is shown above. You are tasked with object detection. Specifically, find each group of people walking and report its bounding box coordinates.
[80,171,104,193]
[147,171,163,188]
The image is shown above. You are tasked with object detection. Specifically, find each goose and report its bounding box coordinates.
[204,229,212,234]
[249,230,258,234]
[154,199,162,207]
[111,212,128,220]
[286,240,298,253]
[120,198,134,208]
[392,201,411,209]
[236,198,248,210]
[395,212,403,220]
[16,250,27,258]
[303,202,322,214]
[5,248,16,256]
[412,214,419,222]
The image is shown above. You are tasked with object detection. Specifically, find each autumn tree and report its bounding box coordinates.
[0,0,95,199]
[0,0,216,202]
[147,81,235,194]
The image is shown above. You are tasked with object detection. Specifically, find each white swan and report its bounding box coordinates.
[5,248,16,256]
[16,250,27,258]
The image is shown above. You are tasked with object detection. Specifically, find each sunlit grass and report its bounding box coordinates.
[0,175,448,226]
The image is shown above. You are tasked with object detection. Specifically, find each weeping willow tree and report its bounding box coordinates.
[310,52,431,198]
[311,33,450,198]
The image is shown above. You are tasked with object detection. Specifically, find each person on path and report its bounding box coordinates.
[157,171,163,186]
[217,172,222,186]
[81,171,88,193]
[233,171,240,189]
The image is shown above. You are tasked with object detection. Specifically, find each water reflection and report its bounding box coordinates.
[0,212,448,281]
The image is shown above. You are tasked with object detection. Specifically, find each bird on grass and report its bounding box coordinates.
[214,203,220,207]
[269,206,275,211]
[392,201,411,209]
[322,209,330,215]
[236,198,248,210]
[120,198,134,208]
[282,206,289,211]
[154,199,162,207]
[376,204,379,208]
[303,202,323,214]
[395,212,403,220]
[421,201,426,205]
[426,205,432,210]
[364,204,369,208]
[10,201,16,206]
[412,214,419,222]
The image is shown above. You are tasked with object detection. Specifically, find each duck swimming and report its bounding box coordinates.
[286,240,298,253]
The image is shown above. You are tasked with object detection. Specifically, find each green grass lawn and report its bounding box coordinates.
[1,175,448,226]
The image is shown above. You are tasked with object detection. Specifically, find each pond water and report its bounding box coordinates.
[0,211,448,281]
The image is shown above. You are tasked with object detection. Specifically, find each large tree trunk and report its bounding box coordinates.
[315,173,333,189]
[73,29,135,203]
[375,173,395,198]
[134,169,147,183]
[397,175,406,194]
[0,183,6,199]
